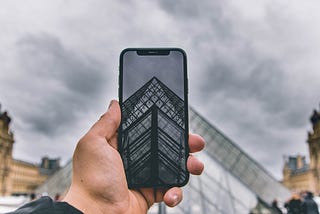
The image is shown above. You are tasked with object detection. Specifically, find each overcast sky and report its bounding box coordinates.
[1,0,320,180]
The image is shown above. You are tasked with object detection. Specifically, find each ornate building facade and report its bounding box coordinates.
[0,110,14,195]
[0,106,60,196]
[282,107,320,194]
[10,159,48,195]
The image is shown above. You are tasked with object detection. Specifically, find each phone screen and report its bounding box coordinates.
[119,48,189,188]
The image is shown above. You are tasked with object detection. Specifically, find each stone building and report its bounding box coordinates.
[282,107,320,193]
[10,159,48,195]
[282,155,312,191]
[0,109,14,195]
[0,106,60,196]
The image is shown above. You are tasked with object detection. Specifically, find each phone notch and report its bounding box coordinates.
[137,49,170,56]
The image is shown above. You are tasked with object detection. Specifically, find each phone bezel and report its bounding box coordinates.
[118,48,189,188]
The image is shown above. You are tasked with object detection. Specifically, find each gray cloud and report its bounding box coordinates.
[13,33,107,136]
[159,0,320,178]
[1,0,319,179]
[158,0,202,18]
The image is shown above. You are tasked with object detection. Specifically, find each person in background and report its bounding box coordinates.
[271,199,283,214]
[54,194,61,201]
[284,193,302,214]
[29,193,36,201]
[301,192,319,214]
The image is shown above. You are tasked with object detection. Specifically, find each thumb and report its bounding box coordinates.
[90,100,121,140]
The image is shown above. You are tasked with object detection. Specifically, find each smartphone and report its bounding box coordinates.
[118,48,189,188]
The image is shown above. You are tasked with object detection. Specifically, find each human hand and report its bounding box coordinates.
[63,100,205,214]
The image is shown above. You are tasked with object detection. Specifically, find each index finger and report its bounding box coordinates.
[189,133,205,153]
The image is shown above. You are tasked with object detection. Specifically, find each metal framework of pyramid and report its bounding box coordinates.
[119,77,188,187]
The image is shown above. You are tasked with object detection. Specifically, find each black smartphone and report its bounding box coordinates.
[118,48,189,188]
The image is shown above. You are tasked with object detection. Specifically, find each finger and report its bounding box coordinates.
[163,187,182,207]
[136,188,166,208]
[189,133,205,153]
[187,155,204,175]
[90,100,121,140]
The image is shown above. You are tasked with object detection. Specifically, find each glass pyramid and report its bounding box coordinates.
[36,106,291,214]
[120,77,188,187]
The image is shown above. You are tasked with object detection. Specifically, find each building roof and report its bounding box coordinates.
[285,156,309,174]
[12,159,39,168]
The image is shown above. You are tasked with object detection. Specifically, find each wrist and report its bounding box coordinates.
[63,185,129,214]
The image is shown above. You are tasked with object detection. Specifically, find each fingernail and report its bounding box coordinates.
[108,100,114,109]
[171,194,179,206]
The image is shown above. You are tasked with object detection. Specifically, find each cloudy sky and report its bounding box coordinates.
[1,0,320,180]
